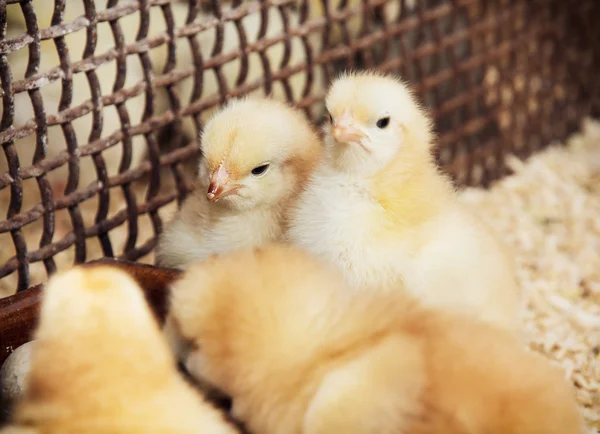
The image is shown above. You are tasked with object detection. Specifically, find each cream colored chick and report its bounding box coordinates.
[154,97,322,269]
[168,244,583,434]
[286,71,520,331]
[1,266,238,434]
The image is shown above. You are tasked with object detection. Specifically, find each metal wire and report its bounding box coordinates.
[0,0,598,293]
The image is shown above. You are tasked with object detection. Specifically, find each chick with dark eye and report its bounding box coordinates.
[376,117,390,129]
[154,97,323,273]
[251,164,270,177]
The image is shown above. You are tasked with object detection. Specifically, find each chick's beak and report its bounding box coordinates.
[206,164,239,202]
[332,111,366,145]
[333,125,365,144]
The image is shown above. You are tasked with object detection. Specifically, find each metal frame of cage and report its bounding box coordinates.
[0,0,598,357]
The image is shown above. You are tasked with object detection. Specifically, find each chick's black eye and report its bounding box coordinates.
[251,164,270,176]
[328,112,333,124]
[376,117,390,129]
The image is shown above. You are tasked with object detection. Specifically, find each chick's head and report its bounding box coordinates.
[22,266,175,414]
[325,71,433,176]
[199,98,322,210]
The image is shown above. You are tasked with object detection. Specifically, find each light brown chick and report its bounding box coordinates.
[155,97,322,270]
[169,244,583,434]
[1,266,238,434]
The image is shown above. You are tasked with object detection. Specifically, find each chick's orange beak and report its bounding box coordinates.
[332,110,366,145]
[206,164,239,202]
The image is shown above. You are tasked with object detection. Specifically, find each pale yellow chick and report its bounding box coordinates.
[286,71,520,332]
[168,244,583,434]
[0,266,238,434]
[154,97,322,269]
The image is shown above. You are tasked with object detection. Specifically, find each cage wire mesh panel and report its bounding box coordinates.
[0,0,598,295]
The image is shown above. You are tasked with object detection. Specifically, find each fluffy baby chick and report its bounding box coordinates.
[1,266,238,434]
[168,244,582,434]
[155,97,322,270]
[286,71,520,332]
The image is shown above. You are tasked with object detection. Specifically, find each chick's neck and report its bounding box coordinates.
[369,143,455,230]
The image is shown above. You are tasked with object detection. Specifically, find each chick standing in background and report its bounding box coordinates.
[0,266,238,434]
[155,97,322,270]
[286,71,520,332]
[168,244,582,434]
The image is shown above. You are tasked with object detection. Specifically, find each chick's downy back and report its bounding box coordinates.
[287,71,520,332]
[420,313,584,434]
[169,244,421,434]
[167,244,582,434]
[155,97,322,270]
[2,266,237,434]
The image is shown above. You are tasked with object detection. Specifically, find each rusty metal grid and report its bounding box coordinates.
[0,0,599,295]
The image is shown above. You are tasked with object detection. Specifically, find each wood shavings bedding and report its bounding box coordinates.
[459,118,600,433]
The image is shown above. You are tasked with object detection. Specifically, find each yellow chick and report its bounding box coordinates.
[154,97,322,269]
[1,266,238,434]
[286,71,520,332]
[168,244,583,434]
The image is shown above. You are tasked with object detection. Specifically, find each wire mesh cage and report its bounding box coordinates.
[0,0,599,296]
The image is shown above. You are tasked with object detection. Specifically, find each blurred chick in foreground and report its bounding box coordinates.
[155,97,322,270]
[0,266,237,434]
[286,71,520,331]
[168,244,582,434]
